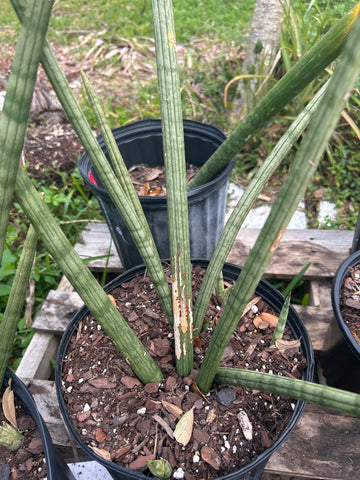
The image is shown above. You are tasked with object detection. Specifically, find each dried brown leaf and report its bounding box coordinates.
[162,400,183,419]
[2,380,18,430]
[140,181,150,196]
[275,338,301,352]
[145,167,163,181]
[173,407,194,446]
[259,312,279,328]
[153,414,174,439]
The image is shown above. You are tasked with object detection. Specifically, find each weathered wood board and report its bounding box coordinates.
[74,223,353,279]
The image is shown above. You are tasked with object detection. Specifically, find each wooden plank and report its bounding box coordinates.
[293,306,332,353]
[74,222,122,272]
[32,290,83,334]
[308,280,332,309]
[228,233,352,280]
[23,379,84,459]
[16,332,59,380]
[75,223,353,279]
[265,404,360,480]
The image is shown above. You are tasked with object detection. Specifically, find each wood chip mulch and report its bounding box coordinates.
[60,265,307,480]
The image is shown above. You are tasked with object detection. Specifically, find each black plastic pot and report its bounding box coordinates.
[55,261,314,480]
[78,119,235,270]
[2,368,75,480]
[321,250,360,393]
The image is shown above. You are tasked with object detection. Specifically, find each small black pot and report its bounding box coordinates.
[2,368,75,480]
[56,261,314,480]
[78,119,235,270]
[321,250,360,393]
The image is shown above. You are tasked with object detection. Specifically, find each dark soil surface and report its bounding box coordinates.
[0,388,47,479]
[339,262,360,344]
[60,266,307,480]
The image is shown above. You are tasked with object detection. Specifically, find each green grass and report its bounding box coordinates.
[1,0,255,45]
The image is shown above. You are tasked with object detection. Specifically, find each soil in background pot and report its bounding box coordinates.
[57,264,312,480]
[0,384,47,479]
[338,262,360,345]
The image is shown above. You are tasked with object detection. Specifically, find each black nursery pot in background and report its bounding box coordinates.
[321,250,360,393]
[2,369,75,480]
[55,261,315,480]
[78,119,235,270]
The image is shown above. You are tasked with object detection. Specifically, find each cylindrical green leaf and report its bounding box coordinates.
[152,0,193,375]
[0,0,53,260]
[189,2,360,188]
[215,368,360,418]
[0,225,38,385]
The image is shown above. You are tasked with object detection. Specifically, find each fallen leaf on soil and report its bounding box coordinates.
[91,446,112,461]
[2,380,18,430]
[192,381,210,403]
[140,181,150,196]
[146,167,163,181]
[237,410,253,441]
[173,407,194,446]
[253,317,271,330]
[88,377,117,389]
[153,414,174,439]
[162,400,183,419]
[259,312,279,327]
[274,338,301,352]
[201,446,221,470]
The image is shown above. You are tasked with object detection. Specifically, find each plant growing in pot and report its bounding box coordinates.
[1,1,360,479]
[0,3,74,478]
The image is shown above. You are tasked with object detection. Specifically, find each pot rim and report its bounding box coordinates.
[78,118,235,203]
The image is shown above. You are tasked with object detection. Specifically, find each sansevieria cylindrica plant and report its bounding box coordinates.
[1,0,360,430]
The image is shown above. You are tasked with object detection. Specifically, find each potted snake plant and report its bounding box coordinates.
[1,0,360,479]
